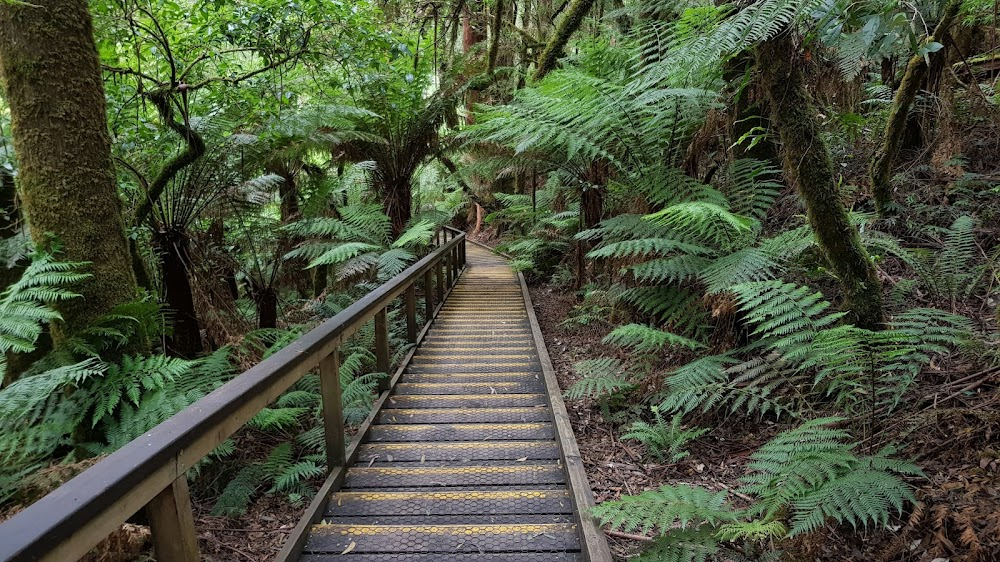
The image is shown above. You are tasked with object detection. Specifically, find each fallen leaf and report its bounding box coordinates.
[341,541,357,555]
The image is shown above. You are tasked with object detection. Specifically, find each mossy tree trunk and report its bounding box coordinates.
[869,0,963,215]
[532,0,597,81]
[757,33,884,330]
[0,0,140,345]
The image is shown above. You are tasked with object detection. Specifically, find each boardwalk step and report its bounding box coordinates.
[399,372,542,383]
[392,381,543,394]
[356,441,560,463]
[324,490,572,517]
[368,422,554,442]
[303,523,580,554]
[301,554,582,562]
[343,465,565,488]
[377,406,550,424]
[385,394,547,408]
[405,364,541,374]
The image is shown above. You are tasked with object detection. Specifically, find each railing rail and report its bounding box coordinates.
[0,226,467,562]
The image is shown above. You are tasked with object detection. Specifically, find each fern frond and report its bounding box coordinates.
[603,324,704,352]
[564,358,634,400]
[593,484,738,534]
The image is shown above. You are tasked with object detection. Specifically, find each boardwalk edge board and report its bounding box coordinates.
[517,270,615,562]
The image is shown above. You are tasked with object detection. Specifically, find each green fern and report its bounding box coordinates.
[564,358,635,400]
[0,251,89,378]
[622,407,709,462]
[739,418,922,536]
[593,484,738,535]
[603,324,704,353]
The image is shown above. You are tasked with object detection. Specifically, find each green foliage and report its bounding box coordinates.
[622,407,709,462]
[212,441,324,516]
[0,251,89,378]
[284,204,437,281]
[739,418,922,535]
[594,484,738,535]
[564,357,635,400]
[595,419,919,559]
[874,215,989,307]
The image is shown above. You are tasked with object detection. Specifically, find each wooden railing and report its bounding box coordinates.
[0,227,467,562]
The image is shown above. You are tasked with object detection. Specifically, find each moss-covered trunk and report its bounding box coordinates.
[869,0,963,214]
[0,0,140,345]
[532,0,597,81]
[757,33,884,329]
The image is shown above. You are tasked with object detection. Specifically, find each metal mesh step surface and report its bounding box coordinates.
[343,465,566,488]
[303,523,579,554]
[325,490,572,518]
[355,441,560,463]
[377,407,550,424]
[392,381,544,395]
[398,373,543,384]
[300,554,582,562]
[385,394,548,408]
[368,423,554,442]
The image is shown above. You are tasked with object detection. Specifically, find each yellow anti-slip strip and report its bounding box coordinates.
[390,393,544,400]
[397,382,537,389]
[354,465,554,475]
[381,407,544,414]
[413,347,536,352]
[314,524,575,535]
[333,490,566,501]
[364,441,552,451]
[374,423,549,431]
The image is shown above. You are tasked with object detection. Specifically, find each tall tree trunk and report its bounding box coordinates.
[488,0,505,75]
[533,0,597,81]
[757,33,884,330]
[869,0,963,215]
[154,229,202,358]
[0,0,140,346]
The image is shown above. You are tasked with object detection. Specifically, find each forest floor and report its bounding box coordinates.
[526,283,1000,562]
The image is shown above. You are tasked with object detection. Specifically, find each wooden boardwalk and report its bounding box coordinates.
[295,244,610,561]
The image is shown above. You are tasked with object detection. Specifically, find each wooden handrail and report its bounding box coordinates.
[0,227,467,562]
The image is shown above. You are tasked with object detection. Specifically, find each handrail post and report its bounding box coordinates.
[451,244,459,281]
[405,283,417,343]
[461,237,466,268]
[319,351,345,472]
[423,269,434,323]
[445,249,453,288]
[436,257,444,303]
[375,308,390,393]
[147,476,200,562]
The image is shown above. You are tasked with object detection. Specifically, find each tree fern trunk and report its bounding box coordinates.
[869,0,963,215]
[155,229,203,358]
[382,176,413,239]
[757,33,884,330]
[0,0,141,347]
